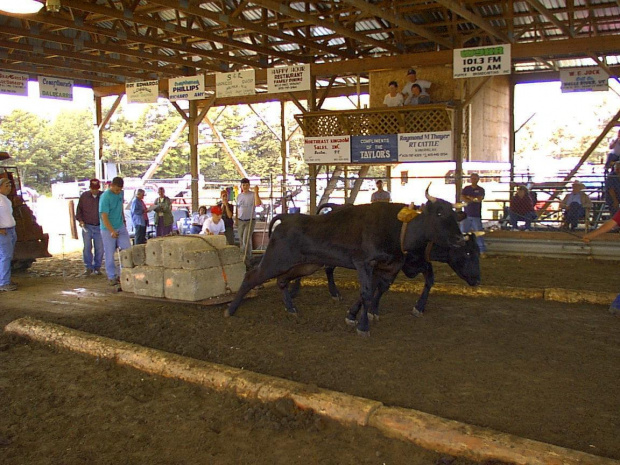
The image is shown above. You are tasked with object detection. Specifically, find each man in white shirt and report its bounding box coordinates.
[0,177,17,292]
[236,178,262,266]
[401,69,431,106]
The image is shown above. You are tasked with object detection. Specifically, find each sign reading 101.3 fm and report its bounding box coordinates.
[453,44,511,79]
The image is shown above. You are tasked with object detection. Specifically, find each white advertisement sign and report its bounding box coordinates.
[398,131,453,162]
[267,65,310,93]
[216,70,255,98]
[304,136,351,164]
[560,67,609,93]
[38,76,73,101]
[453,44,511,79]
[126,80,159,103]
[168,75,205,101]
[0,71,28,96]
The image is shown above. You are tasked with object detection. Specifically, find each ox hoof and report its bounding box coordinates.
[411,308,424,318]
[224,309,234,318]
[344,317,356,327]
[331,295,342,302]
[286,307,298,315]
[368,312,379,322]
[355,329,370,337]
[609,306,620,316]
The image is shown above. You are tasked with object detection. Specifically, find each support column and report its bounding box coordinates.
[94,97,103,180]
[189,100,199,213]
[281,101,288,214]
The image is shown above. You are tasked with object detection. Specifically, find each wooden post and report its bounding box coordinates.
[189,100,199,213]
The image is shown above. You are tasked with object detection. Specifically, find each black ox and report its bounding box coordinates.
[226,191,474,336]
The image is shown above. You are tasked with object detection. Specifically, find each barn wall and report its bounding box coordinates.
[469,76,511,163]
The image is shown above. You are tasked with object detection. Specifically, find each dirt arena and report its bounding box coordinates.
[1,252,619,464]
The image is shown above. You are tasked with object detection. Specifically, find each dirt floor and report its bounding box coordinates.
[1,251,620,464]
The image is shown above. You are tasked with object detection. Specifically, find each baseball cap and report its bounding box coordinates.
[89,178,100,189]
[240,178,250,184]
[407,69,417,75]
[211,206,222,215]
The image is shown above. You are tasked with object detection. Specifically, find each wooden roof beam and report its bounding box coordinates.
[434,0,513,44]
[523,0,574,38]
[0,61,121,84]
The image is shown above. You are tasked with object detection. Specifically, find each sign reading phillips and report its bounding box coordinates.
[216,70,255,98]
[126,80,159,103]
[0,71,28,96]
[168,75,205,101]
[453,44,511,79]
[38,76,73,101]
[560,67,609,93]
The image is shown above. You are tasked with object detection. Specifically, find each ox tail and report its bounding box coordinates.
[268,214,285,237]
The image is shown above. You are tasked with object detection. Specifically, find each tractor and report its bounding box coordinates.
[0,152,51,270]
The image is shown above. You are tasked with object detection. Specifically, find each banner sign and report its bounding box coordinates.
[38,76,73,101]
[0,71,28,96]
[126,80,159,103]
[351,135,398,164]
[560,67,609,93]
[267,65,310,93]
[453,44,511,79]
[216,70,255,98]
[168,75,205,101]
[398,131,453,162]
[304,136,351,164]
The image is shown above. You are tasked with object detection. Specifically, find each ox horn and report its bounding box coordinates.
[463,235,470,241]
[473,231,486,237]
[424,183,436,203]
[453,202,467,208]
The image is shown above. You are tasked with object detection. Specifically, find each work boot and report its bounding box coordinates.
[83,269,93,277]
[93,269,102,275]
[0,283,18,292]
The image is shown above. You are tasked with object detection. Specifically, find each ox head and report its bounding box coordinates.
[447,233,481,286]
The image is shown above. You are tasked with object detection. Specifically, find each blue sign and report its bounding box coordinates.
[351,135,398,164]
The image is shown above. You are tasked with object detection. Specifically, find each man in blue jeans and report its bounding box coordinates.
[76,178,103,275]
[99,177,131,286]
[0,177,17,292]
[460,173,487,256]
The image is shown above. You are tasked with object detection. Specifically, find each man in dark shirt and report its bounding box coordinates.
[76,179,103,275]
[460,173,487,255]
[509,185,537,230]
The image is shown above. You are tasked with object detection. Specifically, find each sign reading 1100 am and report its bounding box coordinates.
[453,44,511,79]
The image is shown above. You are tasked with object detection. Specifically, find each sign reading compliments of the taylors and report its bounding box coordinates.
[0,71,28,96]
[398,131,453,162]
[168,75,205,101]
[351,135,398,164]
[126,80,159,103]
[453,44,511,79]
[267,65,310,93]
[304,136,351,164]
[560,67,609,93]
[38,76,73,101]
[216,70,255,98]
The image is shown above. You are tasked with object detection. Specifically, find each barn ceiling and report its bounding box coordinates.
[0,0,619,92]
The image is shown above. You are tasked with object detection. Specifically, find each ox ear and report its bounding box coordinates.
[425,183,437,203]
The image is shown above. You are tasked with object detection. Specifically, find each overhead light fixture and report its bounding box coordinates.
[0,0,43,14]
[46,0,60,13]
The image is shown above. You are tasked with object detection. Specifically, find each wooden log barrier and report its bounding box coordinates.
[4,317,619,465]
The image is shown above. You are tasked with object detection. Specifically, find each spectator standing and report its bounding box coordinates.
[460,173,487,256]
[371,180,391,203]
[75,178,103,275]
[402,69,431,106]
[236,178,262,266]
[201,206,226,236]
[189,206,208,234]
[560,181,591,231]
[154,187,174,237]
[383,81,404,107]
[604,129,620,173]
[217,189,235,245]
[508,185,537,230]
[99,177,131,286]
[0,177,17,292]
[131,188,149,245]
[605,161,620,216]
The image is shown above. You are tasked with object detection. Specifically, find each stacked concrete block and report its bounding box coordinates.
[122,235,247,302]
[120,249,134,269]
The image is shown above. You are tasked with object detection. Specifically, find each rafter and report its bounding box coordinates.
[523,0,574,38]
[434,0,512,44]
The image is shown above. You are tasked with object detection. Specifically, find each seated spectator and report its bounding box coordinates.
[605,161,620,216]
[383,81,404,108]
[408,83,430,105]
[508,185,537,230]
[190,205,208,234]
[201,206,226,236]
[560,181,591,231]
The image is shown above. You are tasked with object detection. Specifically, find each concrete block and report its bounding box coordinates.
[163,236,213,269]
[145,238,165,267]
[182,248,220,270]
[132,244,147,266]
[200,234,227,249]
[119,248,134,269]
[120,268,135,293]
[218,246,244,266]
[164,267,226,301]
[132,266,165,298]
[223,262,247,293]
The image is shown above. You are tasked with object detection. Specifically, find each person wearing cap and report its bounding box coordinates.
[605,161,620,216]
[371,180,391,203]
[383,81,404,108]
[401,69,431,106]
[0,177,17,292]
[560,181,591,231]
[236,178,262,265]
[201,205,226,236]
[75,178,104,276]
[460,173,487,256]
[99,176,131,286]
